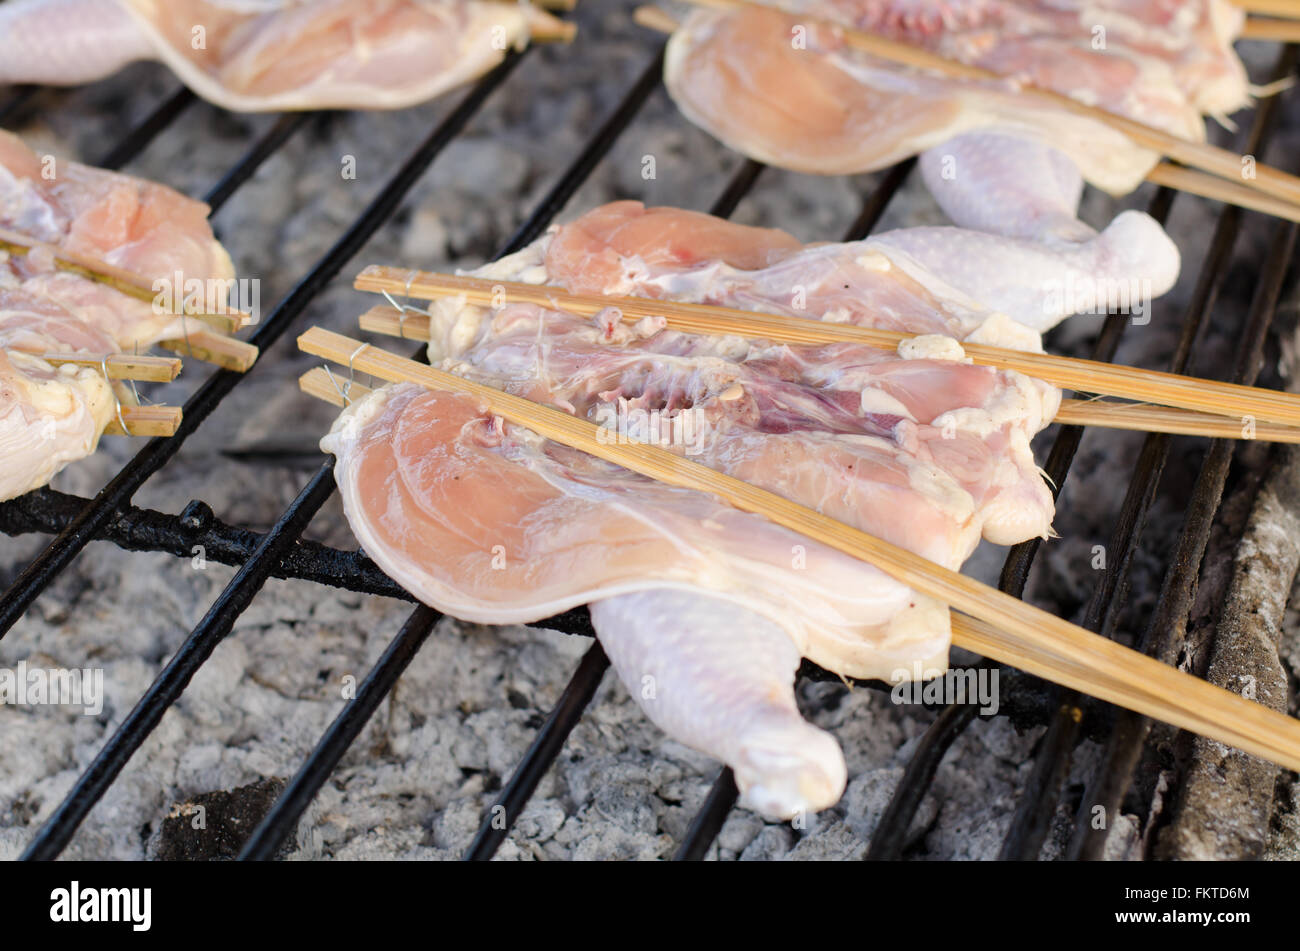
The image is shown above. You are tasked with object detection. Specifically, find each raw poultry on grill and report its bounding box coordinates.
[514,199,1178,336]
[0,130,235,501]
[663,1,1250,242]
[321,201,1089,817]
[0,0,569,112]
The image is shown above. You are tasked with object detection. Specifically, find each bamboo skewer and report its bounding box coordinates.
[1053,398,1300,442]
[1231,0,1300,19]
[40,352,182,383]
[299,366,374,407]
[297,326,1300,772]
[156,329,259,372]
[353,269,1300,428]
[525,9,578,43]
[666,0,1300,208]
[1240,17,1300,41]
[356,300,1300,442]
[103,404,182,437]
[1146,162,1300,223]
[0,226,251,334]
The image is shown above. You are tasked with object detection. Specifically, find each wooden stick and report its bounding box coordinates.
[1054,399,1300,443]
[41,352,181,383]
[1240,17,1300,41]
[1146,162,1300,223]
[0,226,250,333]
[358,301,1300,443]
[527,9,578,43]
[1230,0,1300,19]
[157,330,258,372]
[634,3,684,33]
[102,404,182,437]
[354,269,1300,427]
[299,366,374,407]
[298,326,1300,772]
[674,0,1300,206]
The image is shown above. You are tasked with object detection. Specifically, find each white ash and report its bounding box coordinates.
[1,1,1298,861]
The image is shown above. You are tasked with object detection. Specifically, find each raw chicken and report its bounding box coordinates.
[494,199,1178,337]
[0,0,562,112]
[323,202,1065,817]
[0,131,235,500]
[0,289,120,502]
[662,2,1247,240]
[1,129,236,350]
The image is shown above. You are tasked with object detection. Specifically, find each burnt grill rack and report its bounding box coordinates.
[0,28,1297,861]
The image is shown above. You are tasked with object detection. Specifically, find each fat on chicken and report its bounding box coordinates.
[0,0,557,112]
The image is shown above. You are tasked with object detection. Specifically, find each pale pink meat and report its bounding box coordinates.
[0,131,235,500]
[534,201,1176,338]
[0,0,551,112]
[664,2,1247,192]
[325,199,1068,815]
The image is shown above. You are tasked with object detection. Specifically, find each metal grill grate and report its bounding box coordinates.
[0,30,1297,862]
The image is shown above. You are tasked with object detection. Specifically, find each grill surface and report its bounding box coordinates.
[0,13,1297,861]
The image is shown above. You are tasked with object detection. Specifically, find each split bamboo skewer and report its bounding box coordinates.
[157,329,259,372]
[671,0,1300,208]
[356,301,1300,443]
[1231,0,1300,19]
[525,9,578,43]
[1241,17,1300,41]
[1052,398,1300,443]
[298,326,1300,772]
[354,268,1300,428]
[0,227,250,334]
[300,366,374,407]
[40,352,181,383]
[1147,162,1300,223]
[103,404,182,437]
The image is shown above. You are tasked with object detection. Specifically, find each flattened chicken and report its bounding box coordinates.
[322,202,1066,817]
[663,2,1246,241]
[0,0,560,112]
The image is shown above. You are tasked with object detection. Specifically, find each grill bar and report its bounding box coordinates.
[96,87,197,170]
[14,51,540,858]
[203,112,315,213]
[668,157,928,859]
[239,603,441,860]
[0,52,528,643]
[20,464,339,860]
[1069,213,1299,860]
[463,642,610,860]
[0,85,38,127]
[234,47,687,861]
[999,46,1299,861]
[866,191,1174,861]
